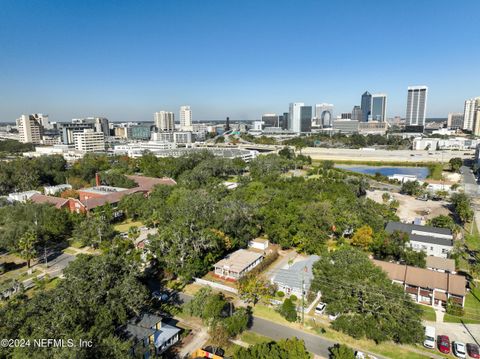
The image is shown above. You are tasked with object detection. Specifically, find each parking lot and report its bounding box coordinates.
[425,320,480,351]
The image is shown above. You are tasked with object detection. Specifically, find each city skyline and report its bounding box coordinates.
[1,0,479,122]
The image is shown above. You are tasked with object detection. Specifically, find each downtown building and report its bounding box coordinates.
[314,103,334,127]
[154,111,175,132]
[73,129,106,153]
[16,114,45,144]
[371,94,387,122]
[447,113,464,130]
[361,91,372,122]
[405,86,428,132]
[179,106,192,131]
[463,97,480,134]
[288,102,304,133]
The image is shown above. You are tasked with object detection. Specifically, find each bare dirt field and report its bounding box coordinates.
[367,190,451,223]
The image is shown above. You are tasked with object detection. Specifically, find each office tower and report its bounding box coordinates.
[179,105,192,131]
[60,122,95,144]
[352,105,362,122]
[473,109,480,136]
[93,117,110,137]
[16,114,43,143]
[73,129,106,153]
[314,103,334,127]
[300,106,312,132]
[225,117,230,131]
[289,102,304,133]
[406,86,428,130]
[154,111,175,131]
[261,113,279,127]
[341,113,352,119]
[361,91,372,122]
[463,97,480,131]
[280,112,289,130]
[371,94,387,122]
[447,113,464,130]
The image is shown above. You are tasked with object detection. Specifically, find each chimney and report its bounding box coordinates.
[95,173,100,187]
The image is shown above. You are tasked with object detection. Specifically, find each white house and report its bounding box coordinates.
[385,222,453,258]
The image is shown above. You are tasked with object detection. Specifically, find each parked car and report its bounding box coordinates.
[423,326,435,349]
[453,341,466,358]
[315,302,326,315]
[467,343,480,358]
[354,351,378,359]
[328,313,339,321]
[152,290,169,302]
[437,335,451,354]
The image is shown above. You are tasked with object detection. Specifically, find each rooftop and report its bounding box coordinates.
[426,256,456,272]
[385,221,452,237]
[126,175,176,191]
[78,185,128,195]
[30,194,68,208]
[372,259,466,297]
[214,249,263,273]
[272,255,320,292]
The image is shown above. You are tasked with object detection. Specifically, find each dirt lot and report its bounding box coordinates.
[367,190,451,223]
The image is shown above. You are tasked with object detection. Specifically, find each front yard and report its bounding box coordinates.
[444,286,480,324]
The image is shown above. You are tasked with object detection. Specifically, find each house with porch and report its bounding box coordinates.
[373,259,466,308]
[118,313,181,358]
[214,249,264,281]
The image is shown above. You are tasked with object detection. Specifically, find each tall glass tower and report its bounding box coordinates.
[361,91,372,122]
[406,86,428,128]
[371,94,387,122]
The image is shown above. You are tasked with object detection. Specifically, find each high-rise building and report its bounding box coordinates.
[16,114,44,143]
[352,106,362,122]
[289,102,304,133]
[361,91,372,122]
[300,106,312,132]
[261,113,279,127]
[93,117,110,137]
[463,97,480,131]
[406,86,428,130]
[447,113,464,130]
[179,106,192,131]
[371,94,387,122]
[473,109,480,137]
[280,112,289,130]
[154,111,175,132]
[314,103,334,127]
[73,129,106,153]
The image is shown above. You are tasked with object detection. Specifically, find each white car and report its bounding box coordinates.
[328,313,339,320]
[315,302,326,315]
[453,341,466,358]
[423,326,435,349]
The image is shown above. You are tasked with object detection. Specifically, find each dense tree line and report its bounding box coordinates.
[0,252,148,358]
[310,249,424,344]
[234,337,311,359]
[0,139,35,154]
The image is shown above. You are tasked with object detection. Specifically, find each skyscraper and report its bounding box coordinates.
[371,94,387,122]
[406,86,428,130]
[16,114,43,143]
[179,106,192,131]
[261,113,279,127]
[314,103,333,127]
[361,91,372,122]
[289,102,304,133]
[447,113,464,130]
[351,106,362,122]
[463,97,480,131]
[154,111,175,132]
[300,106,312,132]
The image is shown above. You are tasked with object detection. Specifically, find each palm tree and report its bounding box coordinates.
[18,230,37,269]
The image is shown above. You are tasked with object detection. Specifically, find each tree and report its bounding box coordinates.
[382,192,390,203]
[451,193,473,223]
[278,298,297,322]
[427,215,457,232]
[237,275,271,305]
[401,180,424,196]
[18,230,37,268]
[329,343,355,359]
[351,225,373,250]
[223,307,250,337]
[234,338,310,359]
[127,226,140,241]
[311,248,423,344]
[449,157,463,173]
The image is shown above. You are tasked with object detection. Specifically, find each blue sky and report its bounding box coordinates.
[1,0,479,122]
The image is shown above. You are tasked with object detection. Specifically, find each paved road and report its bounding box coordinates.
[249,317,334,358]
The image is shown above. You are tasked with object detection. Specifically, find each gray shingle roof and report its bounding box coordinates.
[385,221,452,236]
[409,234,453,247]
[272,255,320,293]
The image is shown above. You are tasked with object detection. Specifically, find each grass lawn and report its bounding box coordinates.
[240,331,271,345]
[465,233,480,251]
[63,248,78,255]
[253,304,433,359]
[417,304,436,322]
[114,219,144,233]
[444,286,480,324]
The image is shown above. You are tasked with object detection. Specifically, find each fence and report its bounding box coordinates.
[193,277,238,294]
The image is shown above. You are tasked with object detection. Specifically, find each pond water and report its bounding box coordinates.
[335,165,429,179]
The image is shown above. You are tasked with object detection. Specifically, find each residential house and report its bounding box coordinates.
[385,221,454,258]
[271,255,320,298]
[214,249,264,281]
[426,256,456,274]
[118,313,180,358]
[373,259,466,307]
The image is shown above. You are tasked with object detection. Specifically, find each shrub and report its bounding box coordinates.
[276,291,285,298]
[289,294,298,302]
[278,298,297,322]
